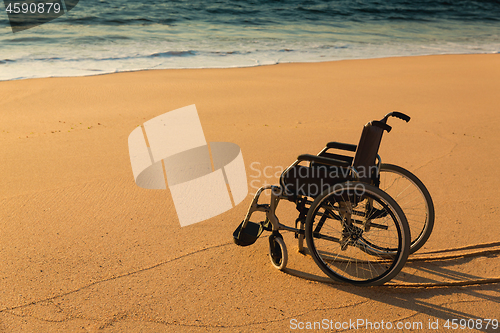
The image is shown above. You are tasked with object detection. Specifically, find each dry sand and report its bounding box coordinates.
[0,54,499,332]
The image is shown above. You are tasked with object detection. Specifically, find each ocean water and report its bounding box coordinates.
[1,0,499,81]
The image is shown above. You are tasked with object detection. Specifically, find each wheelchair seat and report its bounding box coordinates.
[280,119,393,198]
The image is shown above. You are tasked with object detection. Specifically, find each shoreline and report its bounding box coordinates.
[2,51,499,82]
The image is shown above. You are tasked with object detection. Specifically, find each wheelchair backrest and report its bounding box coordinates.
[352,121,388,183]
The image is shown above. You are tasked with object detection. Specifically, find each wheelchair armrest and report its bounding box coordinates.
[326,141,357,152]
[297,154,351,167]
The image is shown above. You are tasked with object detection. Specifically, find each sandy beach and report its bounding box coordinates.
[1,54,499,331]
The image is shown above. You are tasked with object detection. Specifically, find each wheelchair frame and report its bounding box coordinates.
[233,112,434,286]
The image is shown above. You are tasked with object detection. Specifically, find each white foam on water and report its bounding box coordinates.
[1,21,499,81]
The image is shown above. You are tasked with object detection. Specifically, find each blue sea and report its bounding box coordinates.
[1,0,499,81]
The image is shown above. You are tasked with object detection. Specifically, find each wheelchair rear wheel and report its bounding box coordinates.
[305,182,410,286]
[378,164,434,253]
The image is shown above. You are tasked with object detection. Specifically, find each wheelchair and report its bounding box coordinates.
[233,112,434,286]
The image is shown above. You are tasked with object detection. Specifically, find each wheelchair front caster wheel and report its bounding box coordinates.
[269,234,288,270]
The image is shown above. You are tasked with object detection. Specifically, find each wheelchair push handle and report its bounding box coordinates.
[366,111,410,134]
[381,111,411,124]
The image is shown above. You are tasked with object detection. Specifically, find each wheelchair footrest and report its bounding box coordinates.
[233,221,265,247]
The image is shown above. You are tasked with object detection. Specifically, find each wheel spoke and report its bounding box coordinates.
[305,182,410,286]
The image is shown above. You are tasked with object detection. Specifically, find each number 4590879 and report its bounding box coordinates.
[444,319,498,330]
[5,2,62,14]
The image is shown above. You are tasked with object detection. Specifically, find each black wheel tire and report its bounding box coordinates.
[305,182,410,286]
[379,164,434,253]
[269,235,288,270]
